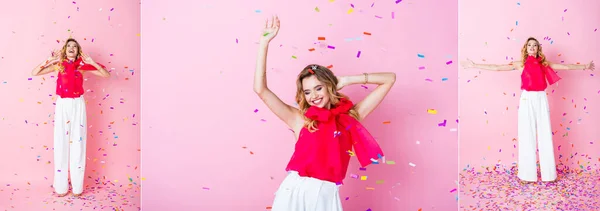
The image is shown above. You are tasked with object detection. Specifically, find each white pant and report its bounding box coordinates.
[53,96,87,194]
[517,91,557,181]
[272,171,343,211]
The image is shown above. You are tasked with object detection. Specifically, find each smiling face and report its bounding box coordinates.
[301,75,331,108]
[65,41,79,59]
[525,39,539,56]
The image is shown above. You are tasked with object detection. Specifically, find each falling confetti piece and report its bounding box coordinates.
[427,109,437,114]
[417,54,425,58]
[409,162,416,167]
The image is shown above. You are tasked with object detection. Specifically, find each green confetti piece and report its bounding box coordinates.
[315,7,320,12]
[386,160,396,165]
[292,55,297,59]
[263,32,270,36]
[376,180,385,184]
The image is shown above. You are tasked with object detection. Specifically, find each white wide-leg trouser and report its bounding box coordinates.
[53,96,87,195]
[517,90,557,182]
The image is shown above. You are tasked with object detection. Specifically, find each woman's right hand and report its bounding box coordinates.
[48,49,62,63]
[462,58,475,69]
[260,15,280,44]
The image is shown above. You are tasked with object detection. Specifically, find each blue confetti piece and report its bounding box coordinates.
[417,54,425,58]
[516,21,518,26]
[517,2,520,5]
[114,136,119,139]
[442,77,448,81]
[255,10,262,13]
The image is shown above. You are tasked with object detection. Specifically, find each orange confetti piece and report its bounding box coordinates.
[318,37,326,40]
[250,151,254,155]
[308,48,315,51]
[558,54,562,56]
[383,121,391,124]
[266,207,272,210]
[110,121,115,124]
[326,65,333,69]
[363,32,372,35]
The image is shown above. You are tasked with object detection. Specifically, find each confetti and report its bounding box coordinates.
[427,109,437,114]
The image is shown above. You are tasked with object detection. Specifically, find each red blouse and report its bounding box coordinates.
[521,56,561,91]
[55,58,105,98]
[285,98,385,184]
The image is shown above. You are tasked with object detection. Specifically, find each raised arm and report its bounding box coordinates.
[81,53,110,78]
[253,16,304,131]
[32,51,61,76]
[462,58,523,71]
[337,72,396,121]
[550,61,594,71]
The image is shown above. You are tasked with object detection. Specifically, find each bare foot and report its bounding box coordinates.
[519,180,535,184]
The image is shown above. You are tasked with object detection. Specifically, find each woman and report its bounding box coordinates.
[254,16,396,210]
[32,38,110,197]
[462,37,595,183]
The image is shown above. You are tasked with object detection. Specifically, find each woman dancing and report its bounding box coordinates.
[462,37,595,182]
[254,16,396,210]
[32,38,110,197]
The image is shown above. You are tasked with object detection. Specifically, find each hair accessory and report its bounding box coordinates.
[308,65,318,74]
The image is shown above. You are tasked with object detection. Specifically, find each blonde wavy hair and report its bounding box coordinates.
[521,37,549,67]
[295,64,359,132]
[56,38,83,73]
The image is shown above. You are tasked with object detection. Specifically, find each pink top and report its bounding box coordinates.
[285,98,384,184]
[521,56,561,91]
[55,58,105,98]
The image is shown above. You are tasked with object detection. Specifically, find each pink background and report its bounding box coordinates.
[0,0,141,210]
[459,0,600,172]
[142,0,457,210]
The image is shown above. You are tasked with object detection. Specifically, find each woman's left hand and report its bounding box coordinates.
[336,76,347,90]
[587,61,595,71]
[81,53,96,65]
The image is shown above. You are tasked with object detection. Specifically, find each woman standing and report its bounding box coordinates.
[32,38,110,197]
[254,16,396,210]
[462,37,594,182]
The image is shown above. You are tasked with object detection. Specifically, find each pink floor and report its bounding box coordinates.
[1,180,140,211]
[460,167,600,211]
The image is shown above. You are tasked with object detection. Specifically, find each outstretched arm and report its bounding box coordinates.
[462,58,522,71]
[338,72,396,121]
[253,16,304,131]
[550,61,594,71]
